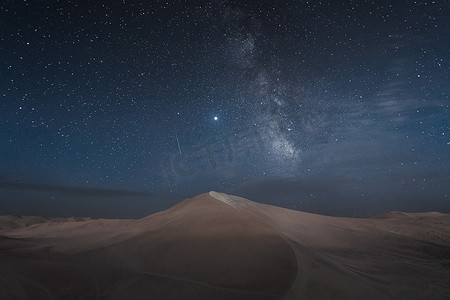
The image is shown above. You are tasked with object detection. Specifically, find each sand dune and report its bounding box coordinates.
[1,192,449,299]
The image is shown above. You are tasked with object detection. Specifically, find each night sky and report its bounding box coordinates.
[1,0,449,218]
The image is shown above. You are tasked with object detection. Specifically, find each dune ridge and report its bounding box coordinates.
[1,192,449,299]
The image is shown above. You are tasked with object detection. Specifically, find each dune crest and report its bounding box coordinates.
[209,191,256,210]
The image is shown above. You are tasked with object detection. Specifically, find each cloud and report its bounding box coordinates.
[0,180,149,198]
[230,175,359,196]
[228,171,450,217]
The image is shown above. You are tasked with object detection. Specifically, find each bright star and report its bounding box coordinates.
[214,116,218,121]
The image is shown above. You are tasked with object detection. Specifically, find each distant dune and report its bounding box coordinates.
[1,192,449,299]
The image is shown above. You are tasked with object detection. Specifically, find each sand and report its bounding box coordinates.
[0,192,449,299]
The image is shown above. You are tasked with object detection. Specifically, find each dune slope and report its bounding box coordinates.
[0,191,449,299]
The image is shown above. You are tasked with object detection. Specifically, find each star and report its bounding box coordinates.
[1,0,448,219]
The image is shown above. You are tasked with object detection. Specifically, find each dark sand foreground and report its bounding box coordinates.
[1,192,449,299]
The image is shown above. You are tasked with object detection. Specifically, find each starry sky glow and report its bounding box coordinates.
[1,0,449,217]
